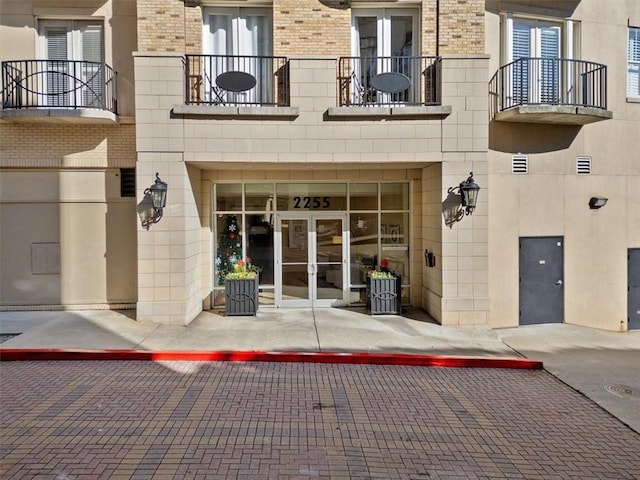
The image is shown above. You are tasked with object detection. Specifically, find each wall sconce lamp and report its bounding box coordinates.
[443,172,480,228]
[448,172,481,216]
[145,173,168,216]
[589,197,608,209]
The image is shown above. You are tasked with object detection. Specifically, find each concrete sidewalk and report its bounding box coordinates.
[0,308,638,433]
[0,307,517,357]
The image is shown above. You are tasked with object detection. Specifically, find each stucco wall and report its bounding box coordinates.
[0,170,137,307]
[0,0,138,308]
[486,0,640,330]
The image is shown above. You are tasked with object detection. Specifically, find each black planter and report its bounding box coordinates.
[367,275,401,315]
[225,277,259,316]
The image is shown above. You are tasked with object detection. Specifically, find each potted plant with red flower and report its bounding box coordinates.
[225,258,259,316]
[366,258,401,315]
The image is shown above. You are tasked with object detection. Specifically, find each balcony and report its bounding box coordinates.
[489,58,612,125]
[174,54,297,119]
[328,56,449,119]
[1,60,117,124]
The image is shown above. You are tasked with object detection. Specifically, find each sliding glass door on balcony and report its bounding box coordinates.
[39,21,104,108]
[351,8,418,105]
[509,19,561,105]
[202,7,272,105]
[629,27,640,98]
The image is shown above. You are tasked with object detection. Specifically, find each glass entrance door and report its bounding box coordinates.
[276,213,348,307]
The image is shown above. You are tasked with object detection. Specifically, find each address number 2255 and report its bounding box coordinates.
[293,196,331,209]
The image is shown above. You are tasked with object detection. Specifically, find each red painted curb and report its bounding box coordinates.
[0,349,543,369]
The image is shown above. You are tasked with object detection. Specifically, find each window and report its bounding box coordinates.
[502,15,583,106]
[352,8,417,59]
[38,20,104,107]
[629,27,640,98]
[212,182,411,306]
[351,8,419,104]
[504,17,563,105]
[202,7,272,104]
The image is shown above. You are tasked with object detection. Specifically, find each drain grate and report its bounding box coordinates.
[604,384,640,399]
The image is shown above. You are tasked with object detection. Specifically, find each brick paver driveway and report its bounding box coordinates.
[1,361,639,479]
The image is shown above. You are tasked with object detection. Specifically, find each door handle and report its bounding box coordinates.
[308,264,315,275]
[555,280,563,285]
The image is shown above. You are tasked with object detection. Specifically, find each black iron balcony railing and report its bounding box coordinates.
[1,60,117,113]
[489,57,607,114]
[338,56,441,107]
[185,54,289,107]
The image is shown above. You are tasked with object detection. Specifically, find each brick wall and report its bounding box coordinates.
[137,0,484,57]
[422,1,438,55]
[137,0,200,53]
[273,0,350,56]
[0,125,136,168]
[439,0,484,54]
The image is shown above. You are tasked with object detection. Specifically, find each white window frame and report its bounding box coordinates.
[351,8,419,59]
[201,6,273,105]
[350,7,419,105]
[37,19,105,108]
[629,26,640,99]
[501,14,581,106]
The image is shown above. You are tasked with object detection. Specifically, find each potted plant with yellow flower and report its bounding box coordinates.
[366,258,401,315]
[225,258,259,316]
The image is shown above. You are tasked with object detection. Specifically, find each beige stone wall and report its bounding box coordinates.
[136,153,207,325]
[486,0,640,331]
[421,163,443,321]
[441,158,488,326]
[0,0,138,309]
[133,51,489,324]
[0,169,137,307]
[0,0,138,117]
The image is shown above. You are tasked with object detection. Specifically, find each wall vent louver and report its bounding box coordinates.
[577,157,592,175]
[512,155,528,174]
[120,168,136,197]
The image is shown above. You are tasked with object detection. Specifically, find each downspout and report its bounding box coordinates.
[436,0,440,56]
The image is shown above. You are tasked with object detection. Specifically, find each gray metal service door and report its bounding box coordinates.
[519,237,564,325]
[629,249,640,330]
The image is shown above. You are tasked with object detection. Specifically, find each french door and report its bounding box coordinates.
[39,20,104,108]
[509,18,561,105]
[202,7,272,104]
[275,213,348,307]
[351,8,418,104]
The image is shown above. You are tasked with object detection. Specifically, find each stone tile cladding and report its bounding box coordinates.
[136,0,484,56]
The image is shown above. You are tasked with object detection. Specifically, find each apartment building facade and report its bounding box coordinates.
[1,0,638,332]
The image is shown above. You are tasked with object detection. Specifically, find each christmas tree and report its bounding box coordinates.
[215,215,242,285]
